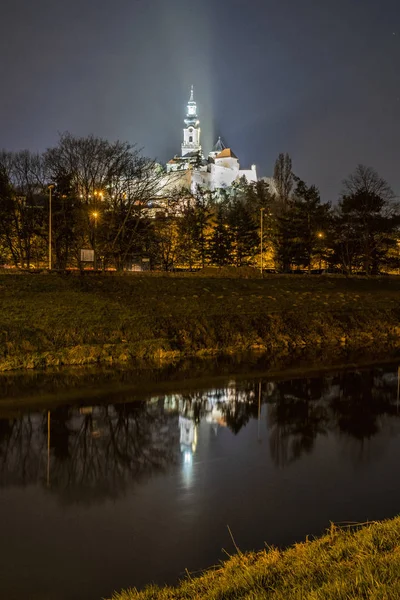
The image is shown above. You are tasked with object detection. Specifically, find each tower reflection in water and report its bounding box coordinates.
[167,383,253,485]
[1,365,400,501]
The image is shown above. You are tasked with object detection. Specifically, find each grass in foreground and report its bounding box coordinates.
[111,517,400,599]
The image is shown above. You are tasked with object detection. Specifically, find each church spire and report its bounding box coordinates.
[182,86,201,157]
[184,85,199,127]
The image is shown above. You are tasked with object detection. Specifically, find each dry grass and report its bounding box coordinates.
[111,517,400,599]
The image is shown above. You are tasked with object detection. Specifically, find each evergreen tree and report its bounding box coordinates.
[291,180,331,271]
[274,210,296,273]
[243,179,275,269]
[243,180,274,217]
[333,165,400,274]
[274,179,331,272]
[177,199,199,270]
[51,172,81,270]
[208,206,233,266]
[227,198,259,267]
[192,187,213,269]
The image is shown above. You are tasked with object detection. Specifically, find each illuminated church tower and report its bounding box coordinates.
[165,86,258,190]
[181,86,202,157]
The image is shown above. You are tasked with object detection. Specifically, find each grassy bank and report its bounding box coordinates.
[111,517,400,599]
[1,273,400,371]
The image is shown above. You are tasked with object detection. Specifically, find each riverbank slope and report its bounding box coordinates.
[111,517,400,599]
[1,273,400,371]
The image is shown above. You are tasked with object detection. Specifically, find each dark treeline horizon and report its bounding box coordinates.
[0,133,399,275]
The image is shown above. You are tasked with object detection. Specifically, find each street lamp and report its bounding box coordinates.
[94,190,104,203]
[92,211,98,270]
[48,184,55,270]
[260,207,265,275]
[317,232,324,270]
[92,191,104,268]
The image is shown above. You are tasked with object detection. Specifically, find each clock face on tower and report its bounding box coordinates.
[188,106,196,115]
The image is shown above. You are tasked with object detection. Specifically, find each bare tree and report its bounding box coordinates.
[0,151,47,268]
[103,159,165,270]
[45,133,166,269]
[342,164,395,202]
[336,165,400,274]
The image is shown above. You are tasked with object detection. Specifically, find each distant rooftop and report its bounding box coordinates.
[212,136,226,153]
[215,148,238,160]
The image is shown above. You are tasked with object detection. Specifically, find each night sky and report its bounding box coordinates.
[1,0,399,200]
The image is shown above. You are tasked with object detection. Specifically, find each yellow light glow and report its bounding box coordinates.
[92,211,98,219]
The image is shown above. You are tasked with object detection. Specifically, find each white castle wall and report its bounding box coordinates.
[190,162,258,193]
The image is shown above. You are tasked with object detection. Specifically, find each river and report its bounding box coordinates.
[0,358,400,599]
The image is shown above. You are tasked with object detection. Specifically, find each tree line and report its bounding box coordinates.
[0,134,399,274]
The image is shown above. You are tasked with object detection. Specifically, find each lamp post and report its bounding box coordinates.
[92,190,103,271]
[48,184,55,270]
[317,232,324,270]
[260,207,265,275]
[92,211,98,270]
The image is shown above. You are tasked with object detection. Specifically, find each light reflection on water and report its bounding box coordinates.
[0,364,400,599]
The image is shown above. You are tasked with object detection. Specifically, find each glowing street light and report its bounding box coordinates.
[92,190,102,270]
[92,211,99,270]
[317,232,325,270]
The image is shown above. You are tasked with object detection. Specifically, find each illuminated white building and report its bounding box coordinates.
[165,87,258,194]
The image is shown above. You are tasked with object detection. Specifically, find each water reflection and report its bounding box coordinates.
[266,367,400,466]
[0,402,180,503]
[0,365,400,502]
